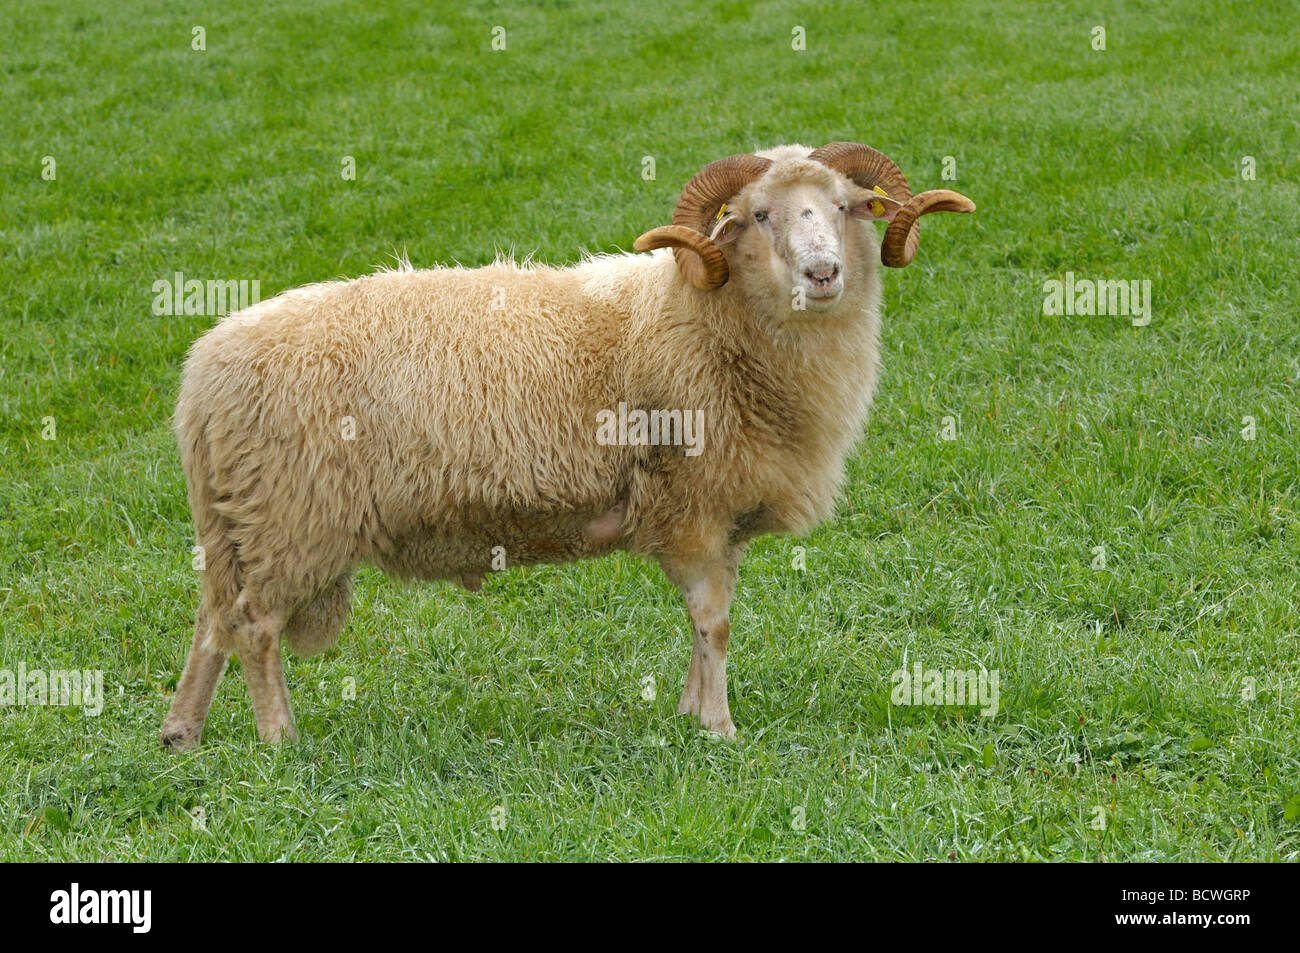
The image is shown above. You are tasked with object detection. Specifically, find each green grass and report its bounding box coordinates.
[2,0,1298,861]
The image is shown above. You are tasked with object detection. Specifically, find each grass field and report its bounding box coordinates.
[1,0,1298,861]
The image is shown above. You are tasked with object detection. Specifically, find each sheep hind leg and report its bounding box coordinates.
[232,591,297,744]
[160,604,230,751]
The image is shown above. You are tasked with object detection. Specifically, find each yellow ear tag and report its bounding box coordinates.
[712,202,732,238]
[870,185,888,217]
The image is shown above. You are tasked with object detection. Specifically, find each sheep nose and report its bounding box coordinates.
[803,262,841,288]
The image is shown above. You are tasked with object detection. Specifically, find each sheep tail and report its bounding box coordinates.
[179,414,242,653]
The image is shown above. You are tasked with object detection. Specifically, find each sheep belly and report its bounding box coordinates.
[367,504,625,585]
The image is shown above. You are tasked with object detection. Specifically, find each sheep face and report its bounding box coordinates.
[714,160,902,313]
[635,144,974,290]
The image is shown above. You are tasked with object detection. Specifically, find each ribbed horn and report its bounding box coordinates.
[807,141,913,204]
[635,153,772,290]
[879,189,977,267]
[633,225,729,290]
[811,143,975,267]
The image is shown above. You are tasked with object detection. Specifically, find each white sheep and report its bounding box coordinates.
[160,141,974,747]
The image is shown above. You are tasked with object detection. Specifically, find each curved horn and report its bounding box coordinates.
[635,153,772,290]
[810,143,975,268]
[633,225,729,290]
[879,189,976,268]
[807,141,913,203]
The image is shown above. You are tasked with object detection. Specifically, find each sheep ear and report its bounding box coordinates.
[849,191,904,222]
[709,212,743,245]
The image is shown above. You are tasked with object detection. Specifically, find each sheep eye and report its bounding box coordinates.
[753,210,769,223]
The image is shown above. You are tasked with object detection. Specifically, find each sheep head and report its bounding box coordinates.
[634,143,976,296]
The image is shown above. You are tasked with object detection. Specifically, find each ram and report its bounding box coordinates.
[160,142,974,748]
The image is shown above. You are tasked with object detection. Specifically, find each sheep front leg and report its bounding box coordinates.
[663,551,742,738]
[678,629,704,718]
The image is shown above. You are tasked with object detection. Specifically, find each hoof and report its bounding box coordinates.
[700,713,736,739]
[160,723,201,752]
[259,722,299,745]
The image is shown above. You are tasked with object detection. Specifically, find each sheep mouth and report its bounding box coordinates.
[803,286,844,306]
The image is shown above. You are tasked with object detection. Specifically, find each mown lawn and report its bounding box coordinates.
[1,0,1297,861]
